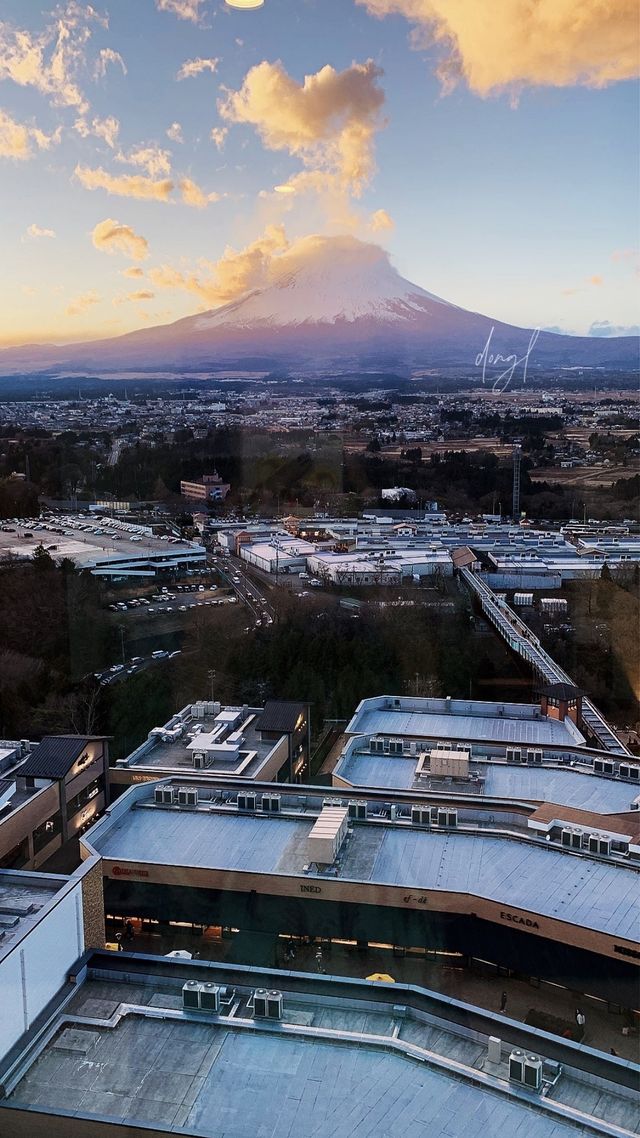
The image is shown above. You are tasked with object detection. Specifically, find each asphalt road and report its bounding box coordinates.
[214,553,276,627]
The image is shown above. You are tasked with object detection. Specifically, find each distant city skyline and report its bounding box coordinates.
[1,0,638,346]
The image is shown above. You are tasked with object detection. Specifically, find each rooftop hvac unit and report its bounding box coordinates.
[199,983,220,1012]
[594,759,615,776]
[253,988,269,1017]
[620,764,640,781]
[487,1037,502,1065]
[437,809,457,827]
[588,834,611,856]
[561,828,581,849]
[193,752,207,769]
[506,749,522,764]
[411,805,430,826]
[266,990,283,1019]
[526,750,543,764]
[523,1054,543,1091]
[178,788,198,808]
[348,801,367,821]
[237,792,257,811]
[261,794,281,813]
[182,981,201,1010]
[509,1050,526,1083]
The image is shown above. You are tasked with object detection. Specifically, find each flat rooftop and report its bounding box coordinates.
[336,753,639,815]
[349,707,580,748]
[5,965,636,1137]
[0,519,204,571]
[90,804,639,941]
[131,718,277,778]
[0,873,67,961]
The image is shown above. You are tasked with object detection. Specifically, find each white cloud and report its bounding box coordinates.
[66,289,101,316]
[121,266,144,278]
[149,223,289,305]
[356,0,640,96]
[116,144,172,177]
[91,218,149,261]
[167,121,184,143]
[26,223,56,239]
[210,126,228,150]
[114,289,156,305]
[74,114,120,148]
[219,59,386,195]
[75,164,174,201]
[177,57,219,81]
[589,320,640,338]
[95,47,126,79]
[370,207,394,231]
[156,0,206,23]
[0,108,60,160]
[0,4,110,114]
[179,177,221,208]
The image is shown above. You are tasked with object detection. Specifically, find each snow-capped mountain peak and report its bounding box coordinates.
[194,234,454,329]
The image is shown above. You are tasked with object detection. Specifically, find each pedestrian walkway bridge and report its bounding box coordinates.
[460,569,630,757]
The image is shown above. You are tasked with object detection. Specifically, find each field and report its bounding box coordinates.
[529,461,640,489]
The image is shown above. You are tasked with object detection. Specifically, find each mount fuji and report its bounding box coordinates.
[3,235,638,375]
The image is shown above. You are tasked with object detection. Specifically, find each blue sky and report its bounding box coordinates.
[1,0,638,344]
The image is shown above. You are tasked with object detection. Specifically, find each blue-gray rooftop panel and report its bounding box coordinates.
[93,806,639,941]
[352,709,576,747]
[338,753,638,814]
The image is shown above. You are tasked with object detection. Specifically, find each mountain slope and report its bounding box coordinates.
[2,235,638,374]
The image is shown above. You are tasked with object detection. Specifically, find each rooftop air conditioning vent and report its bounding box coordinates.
[588,834,611,856]
[411,805,430,826]
[561,828,581,849]
[182,981,201,1010]
[237,792,257,811]
[253,988,269,1018]
[509,1050,526,1083]
[620,764,640,781]
[178,788,198,808]
[594,758,615,776]
[348,801,367,821]
[436,808,457,827]
[523,1054,543,1092]
[266,990,283,1019]
[199,983,220,1012]
[261,794,281,813]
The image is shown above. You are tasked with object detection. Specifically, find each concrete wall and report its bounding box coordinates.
[0,876,85,1059]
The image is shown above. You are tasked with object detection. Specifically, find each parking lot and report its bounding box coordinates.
[106,582,231,620]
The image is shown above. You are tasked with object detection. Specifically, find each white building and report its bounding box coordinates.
[240,536,317,574]
[307,548,453,585]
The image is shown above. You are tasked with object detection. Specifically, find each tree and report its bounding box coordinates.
[32,545,55,572]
